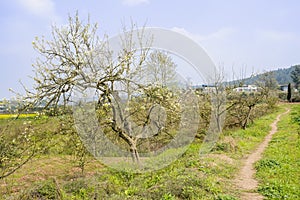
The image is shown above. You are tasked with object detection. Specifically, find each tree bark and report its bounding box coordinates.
[242,105,254,130]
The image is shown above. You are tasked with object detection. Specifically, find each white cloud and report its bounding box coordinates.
[171,27,203,41]
[17,0,56,19]
[202,28,236,41]
[256,30,297,42]
[171,27,236,42]
[122,0,149,6]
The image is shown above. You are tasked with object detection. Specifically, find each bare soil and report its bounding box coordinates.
[234,108,290,200]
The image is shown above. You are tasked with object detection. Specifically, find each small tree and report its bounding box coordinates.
[146,50,177,86]
[0,128,36,179]
[22,13,181,163]
[287,83,292,102]
[226,91,263,129]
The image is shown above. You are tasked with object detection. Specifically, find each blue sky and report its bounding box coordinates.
[1,0,300,98]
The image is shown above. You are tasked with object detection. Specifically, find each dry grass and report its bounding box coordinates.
[0,155,104,197]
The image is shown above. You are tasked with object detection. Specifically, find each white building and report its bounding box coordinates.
[233,85,258,92]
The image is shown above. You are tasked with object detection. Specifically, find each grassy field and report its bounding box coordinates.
[0,104,298,199]
[255,104,300,199]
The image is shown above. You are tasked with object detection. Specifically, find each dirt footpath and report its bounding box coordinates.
[234,108,290,200]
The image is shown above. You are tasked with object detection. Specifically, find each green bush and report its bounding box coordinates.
[215,194,237,200]
[19,179,62,200]
[63,178,87,194]
[255,159,280,171]
[278,91,287,101]
[258,182,295,199]
[161,193,176,200]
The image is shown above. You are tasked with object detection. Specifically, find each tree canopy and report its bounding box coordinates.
[21,13,194,166]
[291,65,300,89]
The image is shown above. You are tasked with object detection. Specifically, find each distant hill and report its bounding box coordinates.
[230,65,299,86]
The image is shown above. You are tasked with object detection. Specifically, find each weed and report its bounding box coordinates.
[255,159,280,171]
[18,179,62,200]
[161,193,176,200]
[215,194,237,200]
[63,178,87,194]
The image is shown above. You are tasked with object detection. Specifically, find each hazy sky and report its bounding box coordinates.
[1,0,300,98]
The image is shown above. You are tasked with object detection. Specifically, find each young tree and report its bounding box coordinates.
[145,50,177,86]
[226,70,267,129]
[22,13,182,163]
[0,126,36,179]
[227,92,263,129]
[287,83,292,102]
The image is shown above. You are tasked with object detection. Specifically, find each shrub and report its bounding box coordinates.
[63,178,87,194]
[18,179,62,200]
[258,182,292,199]
[215,194,237,200]
[255,159,280,171]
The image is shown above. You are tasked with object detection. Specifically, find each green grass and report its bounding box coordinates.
[255,104,300,199]
[1,104,297,199]
[216,105,284,158]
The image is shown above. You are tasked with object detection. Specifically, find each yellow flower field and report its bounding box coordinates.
[0,113,37,119]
